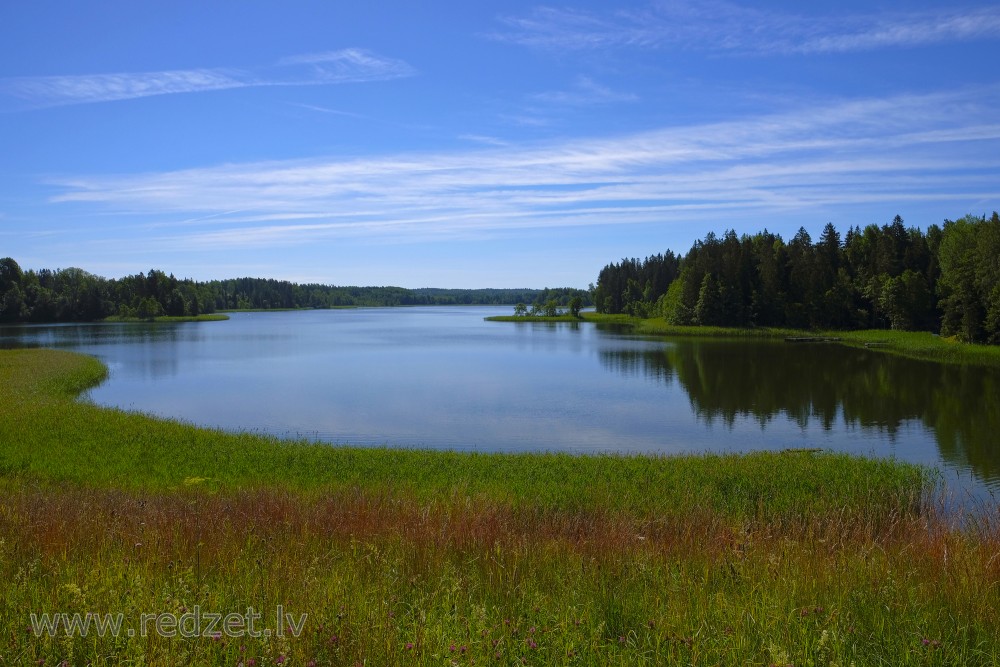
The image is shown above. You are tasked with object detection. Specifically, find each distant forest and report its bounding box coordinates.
[0,261,590,323]
[593,213,1000,344]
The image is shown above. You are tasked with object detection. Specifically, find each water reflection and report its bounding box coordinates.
[599,340,1000,487]
[0,322,187,379]
[3,312,998,494]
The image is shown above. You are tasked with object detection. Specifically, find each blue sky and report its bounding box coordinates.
[1,1,998,288]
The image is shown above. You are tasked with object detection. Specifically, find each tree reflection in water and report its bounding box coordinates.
[600,339,1000,487]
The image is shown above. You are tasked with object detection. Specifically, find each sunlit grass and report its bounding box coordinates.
[485,314,585,323]
[1,348,997,666]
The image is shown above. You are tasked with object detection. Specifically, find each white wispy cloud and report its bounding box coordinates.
[458,134,511,147]
[797,8,1000,54]
[286,102,367,118]
[44,87,1000,250]
[532,76,638,105]
[489,2,1000,55]
[274,48,415,79]
[0,48,415,110]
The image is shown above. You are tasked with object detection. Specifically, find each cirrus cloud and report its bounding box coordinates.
[0,48,415,110]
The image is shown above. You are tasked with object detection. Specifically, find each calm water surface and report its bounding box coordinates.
[3,306,998,498]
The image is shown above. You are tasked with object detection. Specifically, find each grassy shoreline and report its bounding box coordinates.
[102,313,230,323]
[486,314,586,323]
[487,312,1000,367]
[2,348,997,665]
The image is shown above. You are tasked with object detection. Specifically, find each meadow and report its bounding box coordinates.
[1,348,998,665]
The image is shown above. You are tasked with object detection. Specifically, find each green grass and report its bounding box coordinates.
[485,314,585,323]
[1,348,997,666]
[830,329,1000,366]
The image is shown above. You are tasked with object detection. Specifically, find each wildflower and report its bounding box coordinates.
[450,644,457,653]
[276,656,286,665]
[619,636,626,644]
[460,645,467,654]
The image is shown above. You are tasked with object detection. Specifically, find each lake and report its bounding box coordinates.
[2,306,998,499]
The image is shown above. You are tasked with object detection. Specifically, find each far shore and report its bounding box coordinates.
[486,311,1000,367]
[101,313,230,323]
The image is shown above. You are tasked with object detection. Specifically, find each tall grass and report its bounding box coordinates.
[1,348,997,665]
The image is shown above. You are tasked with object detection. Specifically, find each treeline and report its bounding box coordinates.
[593,213,1000,343]
[0,260,590,323]
[206,280,590,310]
[0,264,222,322]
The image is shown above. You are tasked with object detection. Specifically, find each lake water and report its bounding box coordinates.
[3,306,998,499]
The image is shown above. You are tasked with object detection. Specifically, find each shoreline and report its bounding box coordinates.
[2,347,997,666]
[486,312,1000,367]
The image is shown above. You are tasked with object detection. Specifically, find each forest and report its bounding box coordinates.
[592,213,1000,344]
[0,261,589,323]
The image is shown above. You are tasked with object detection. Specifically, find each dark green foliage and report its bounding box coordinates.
[0,260,590,324]
[694,273,724,326]
[937,214,1000,342]
[593,252,680,315]
[594,213,1000,341]
[208,281,589,310]
[568,295,583,317]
